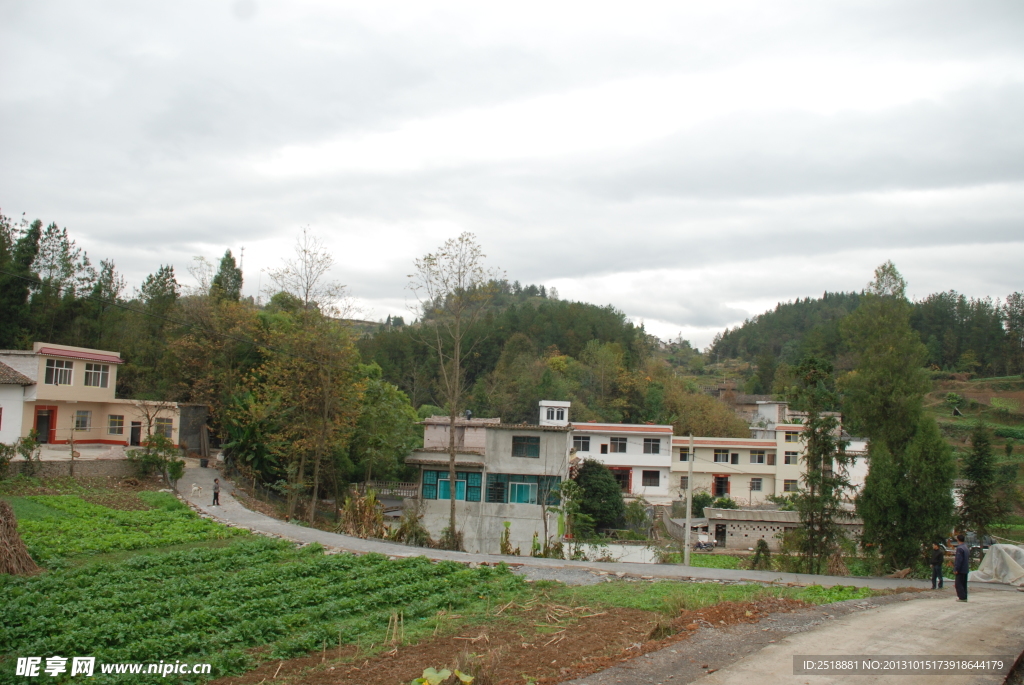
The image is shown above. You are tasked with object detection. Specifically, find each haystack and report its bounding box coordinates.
[0,500,40,575]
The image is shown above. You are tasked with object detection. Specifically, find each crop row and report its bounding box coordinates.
[0,538,519,684]
[16,495,246,563]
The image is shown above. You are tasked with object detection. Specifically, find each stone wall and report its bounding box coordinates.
[4,458,138,480]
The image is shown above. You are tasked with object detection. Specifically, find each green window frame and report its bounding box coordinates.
[512,436,541,457]
[422,470,481,502]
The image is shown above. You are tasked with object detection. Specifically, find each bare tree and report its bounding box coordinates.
[408,232,501,549]
[267,227,351,316]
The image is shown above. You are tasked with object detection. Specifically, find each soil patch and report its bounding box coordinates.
[210,597,809,685]
[0,476,161,510]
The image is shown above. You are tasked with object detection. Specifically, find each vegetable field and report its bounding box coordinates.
[1,538,521,684]
[9,495,246,564]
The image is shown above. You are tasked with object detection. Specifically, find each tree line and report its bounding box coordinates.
[710,286,1024,383]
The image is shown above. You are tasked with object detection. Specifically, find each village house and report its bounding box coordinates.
[405,411,571,554]
[564,406,676,502]
[0,343,181,448]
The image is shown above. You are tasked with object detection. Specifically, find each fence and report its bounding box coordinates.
[352,481,419,498]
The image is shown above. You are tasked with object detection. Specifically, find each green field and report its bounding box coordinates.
[0,539,520,684]
[6,495,247,565]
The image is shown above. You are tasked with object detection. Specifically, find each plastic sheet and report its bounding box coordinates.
[968,544,1024,586]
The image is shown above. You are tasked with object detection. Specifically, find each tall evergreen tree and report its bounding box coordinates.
[845,262,955,569]
[959,423,1002,536]
[0,219,41,348]
[211,249,243,302]
[790,358,852,574]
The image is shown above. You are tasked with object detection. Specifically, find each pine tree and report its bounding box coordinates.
[959,423,1001,536]
[211,249,243,302]
[0,219,41,348]
[845,263,955,569]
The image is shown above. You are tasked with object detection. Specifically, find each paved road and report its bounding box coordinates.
[182,465,945,590]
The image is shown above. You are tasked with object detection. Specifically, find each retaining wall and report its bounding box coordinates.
[4,458,138,479]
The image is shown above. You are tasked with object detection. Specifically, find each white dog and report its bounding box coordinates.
[190,484,202,497]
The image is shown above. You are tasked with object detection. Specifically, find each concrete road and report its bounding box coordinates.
[689,589,1024,685]
[180,465,950,590]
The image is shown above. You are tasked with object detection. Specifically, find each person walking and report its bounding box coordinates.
[953,533,969,601]
[930,542,945,590]
[212,478,221,507]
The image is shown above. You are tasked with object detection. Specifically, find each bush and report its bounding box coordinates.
[690,491,713,518]
[712,497,738,510]
[575,459,626,528]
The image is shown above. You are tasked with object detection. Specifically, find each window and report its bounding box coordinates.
[678,448,689,462]
[731,453,739,465]
[641,470,660,487]
[785,451,798,465]
[512,435,540,457]
[643,438,661,454]
[438,478,466,500]
[84,363,109,388]
[155,418,173,440]
[714,449,730,463]
[485,474,558,504]
[609,468,630,492]
[679,475,688,490]
[74,410,91,431]
[573,435,591,452]
[44,359,73,385]
[785,431,799,443]
[425,471,482,502]
[600,443,608,454]
[749,450,766,464]
[544,407,566,421]
[610,437,628,453]
[107,415,124,435]
[749,477,763,492]
[510,482,538,504]
[783,479,799,492]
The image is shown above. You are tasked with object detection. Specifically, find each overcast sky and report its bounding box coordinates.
[2,1,1022,348]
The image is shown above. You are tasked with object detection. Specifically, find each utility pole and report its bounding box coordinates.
[683,433,694,566]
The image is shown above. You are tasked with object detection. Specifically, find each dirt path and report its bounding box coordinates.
[562,587,1024,685]
[181,465,936,590]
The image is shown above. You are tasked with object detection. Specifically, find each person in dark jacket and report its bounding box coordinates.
[930,542,945,589]
[212,478,221,506]
[953,534,970,601]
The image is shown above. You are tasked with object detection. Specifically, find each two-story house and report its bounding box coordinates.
[0,343,181,447]
[405,412,571,554]
[563,408,675,502]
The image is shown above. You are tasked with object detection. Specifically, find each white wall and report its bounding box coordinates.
[0,385,25,445]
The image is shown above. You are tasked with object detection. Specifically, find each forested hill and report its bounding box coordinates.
[359,287,748,435]
[709,289,1017,377]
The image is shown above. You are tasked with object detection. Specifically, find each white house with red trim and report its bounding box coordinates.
[670,425,807,505]
[0,343,180,447]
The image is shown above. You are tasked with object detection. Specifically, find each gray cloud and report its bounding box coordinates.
[1,1,1023,347]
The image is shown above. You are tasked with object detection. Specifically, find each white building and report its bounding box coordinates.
[0,343,181,447]
[0,361,33,445]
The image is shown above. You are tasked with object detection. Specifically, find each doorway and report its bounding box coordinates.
[36,410,52,443]
[715,523,727,547]
[130,422,142,446]
[713,475,730,498]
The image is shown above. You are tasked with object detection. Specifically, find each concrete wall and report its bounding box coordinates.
[718,520,863,552]
[484,428,570,477]
[0,384,25,445]
[415,498,558,554]
[4,458,138,479]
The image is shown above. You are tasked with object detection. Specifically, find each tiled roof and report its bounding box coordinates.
[37,346,123,364]
[0,361,34,385]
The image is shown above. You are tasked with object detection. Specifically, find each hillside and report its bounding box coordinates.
[709,289,1020,379]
